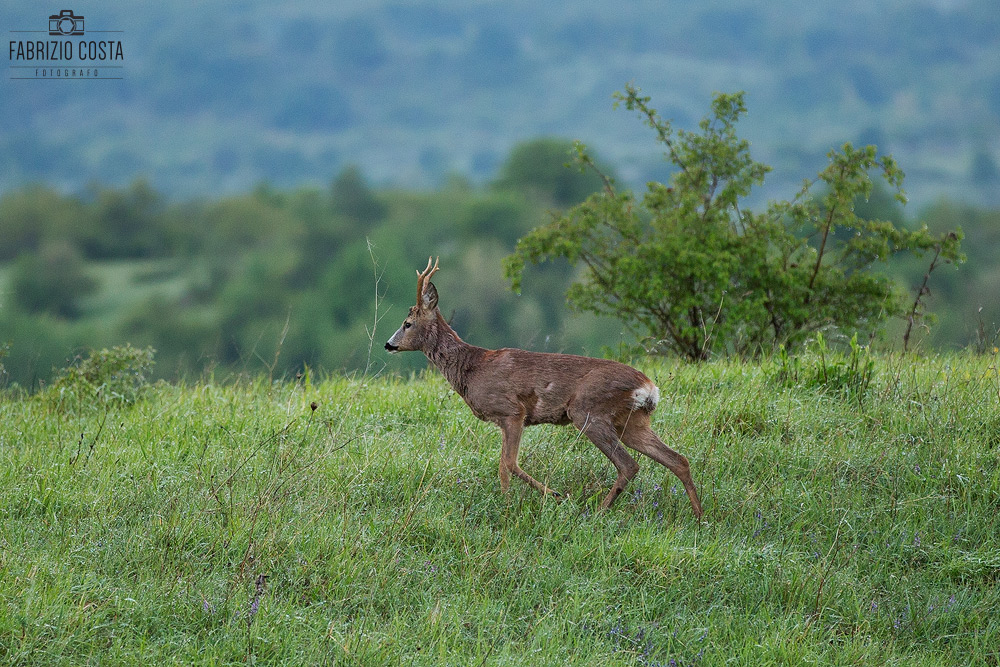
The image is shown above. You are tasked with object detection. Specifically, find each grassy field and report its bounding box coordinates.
[1,354,998,665]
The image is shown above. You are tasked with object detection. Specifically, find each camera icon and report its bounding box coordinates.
[49,9,85,36]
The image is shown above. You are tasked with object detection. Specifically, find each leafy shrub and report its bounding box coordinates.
[504,84,964,360]
[52,344,156,405]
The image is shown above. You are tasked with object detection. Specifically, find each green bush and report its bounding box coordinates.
[52,344,156,405]
[505,84,964,360]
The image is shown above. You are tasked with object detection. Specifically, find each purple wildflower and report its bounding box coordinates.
[247,573,267,627]
[248,598,259,621]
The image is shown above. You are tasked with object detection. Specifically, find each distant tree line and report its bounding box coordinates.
[1,112,997,389]
[0,139,610,387]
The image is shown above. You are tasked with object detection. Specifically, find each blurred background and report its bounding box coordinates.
[1,0,998,386]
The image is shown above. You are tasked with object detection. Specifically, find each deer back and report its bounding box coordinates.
[459,348,657,427]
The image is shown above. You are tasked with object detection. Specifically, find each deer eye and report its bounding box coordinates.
[403,321,412,329]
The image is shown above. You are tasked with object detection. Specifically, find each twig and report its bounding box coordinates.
[699,292,727,358]
[902,243,942,352]
[70,408,107,467]
[364,238,389,377]
[265,310,291,383]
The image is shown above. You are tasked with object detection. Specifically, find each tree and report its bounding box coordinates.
[0,186,87,260]
[10,241,97,319]
[84,180,165,258]
[330,165,387,227]
[493,138,612,208]
[504,84,963,360]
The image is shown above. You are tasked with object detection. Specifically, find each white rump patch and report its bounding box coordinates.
[631,382,660,411]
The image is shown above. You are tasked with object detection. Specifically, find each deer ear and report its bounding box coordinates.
[421,281,439,310]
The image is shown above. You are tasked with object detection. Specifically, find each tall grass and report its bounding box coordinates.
[1,355,998,665]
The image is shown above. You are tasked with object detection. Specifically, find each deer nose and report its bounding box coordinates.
[385,342,398,352]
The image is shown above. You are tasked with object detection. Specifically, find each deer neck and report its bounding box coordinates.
[423,313,483,396]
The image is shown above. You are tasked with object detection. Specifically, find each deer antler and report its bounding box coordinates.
[416,256,440,304]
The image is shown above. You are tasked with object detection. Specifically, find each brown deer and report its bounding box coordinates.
[385,257,704,518]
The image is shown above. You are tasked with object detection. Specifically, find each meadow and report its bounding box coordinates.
[1,353,998,665]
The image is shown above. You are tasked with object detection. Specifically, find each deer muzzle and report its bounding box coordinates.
[385,326,404,353]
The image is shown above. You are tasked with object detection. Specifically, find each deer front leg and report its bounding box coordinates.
[498,416,562,499]
[498,418,515,492]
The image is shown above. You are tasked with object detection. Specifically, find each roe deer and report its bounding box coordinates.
[385,257,704,518]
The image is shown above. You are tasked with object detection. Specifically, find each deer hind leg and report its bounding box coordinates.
[498,416,562,499]
[621,417,704,520]
[572,413,640,509]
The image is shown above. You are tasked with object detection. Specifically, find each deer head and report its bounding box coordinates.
[385,257,440,353]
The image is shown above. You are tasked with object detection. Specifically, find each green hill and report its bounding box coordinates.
[2,1,998,207]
